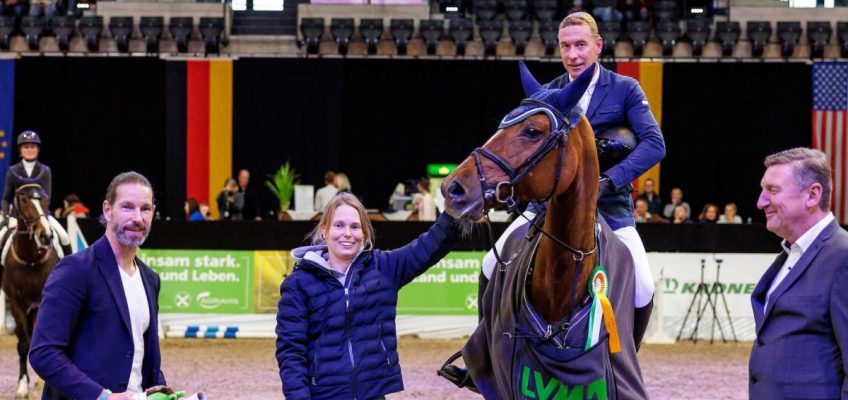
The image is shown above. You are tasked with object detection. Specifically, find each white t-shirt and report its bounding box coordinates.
[120,265,150,394]
[314,184,339,212]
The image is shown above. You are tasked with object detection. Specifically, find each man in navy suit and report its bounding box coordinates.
[30,171,167,400]
[750,147,848,399]
[482,11,665,342]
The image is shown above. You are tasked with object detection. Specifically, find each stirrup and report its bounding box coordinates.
[436,351,479,393]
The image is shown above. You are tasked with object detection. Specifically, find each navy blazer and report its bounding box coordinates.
[749,220,848,399]
[30,236,166,400]
[545,65,666,230]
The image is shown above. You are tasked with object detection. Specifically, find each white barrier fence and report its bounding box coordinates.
[0,252,775,340]
[157,252,774,343]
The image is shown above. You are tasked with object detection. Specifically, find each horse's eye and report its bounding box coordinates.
[522,128,543,139]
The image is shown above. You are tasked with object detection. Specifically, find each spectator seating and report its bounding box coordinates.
[532,0,558,22]
[686,19,711,56]
[653,0,678,22]
[330,17,354,55]
[627,20,650,56]
[109,16,133,52]
[478,19,501,56]
[776,21,801,57]
[473,0,498,21]
[807,21,831,59]
[0,16,12,50]
[78,16,103,52]
[599,20,620,56]
[838,22,848,58]
[656,20,680,56]
[716,21,740,56]
[509,19,532,55]
[300,17,324,55]
[419,19,443,55]
[390,18,413,55]
[199,16,225,55]
[538,19,559,56]
[139,16,164,54]
[449,17,472,55]
[359,18,383,55]
[505,0,528,22]
[50,15,75,52]
[21,16,45,51]
[747,21,771,57]
[169,16,194,53]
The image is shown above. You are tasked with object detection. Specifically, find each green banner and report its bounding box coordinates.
[138,249,254,314]
[397,251,484,316]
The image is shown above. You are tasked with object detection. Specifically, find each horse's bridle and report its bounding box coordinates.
[471,98,598,263]
[472,99,573,215]
[12,183,53,257]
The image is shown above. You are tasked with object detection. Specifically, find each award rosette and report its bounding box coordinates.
[586,266,621,353]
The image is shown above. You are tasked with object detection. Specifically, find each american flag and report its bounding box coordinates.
[813,62,848,225]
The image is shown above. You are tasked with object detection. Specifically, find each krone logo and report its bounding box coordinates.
[175,292,191,308]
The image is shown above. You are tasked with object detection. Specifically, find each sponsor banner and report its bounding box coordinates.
[397,251,484,316]
[254,250,294,313]
[649,252,772,320]
[648,252,773,341]
[138,249,254,314]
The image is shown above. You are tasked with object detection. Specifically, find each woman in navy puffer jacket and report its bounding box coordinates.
[276,192,458,399]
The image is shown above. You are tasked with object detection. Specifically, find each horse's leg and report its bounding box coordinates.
[13,309,29,398]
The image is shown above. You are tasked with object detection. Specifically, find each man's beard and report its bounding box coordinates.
[112,221,150,248]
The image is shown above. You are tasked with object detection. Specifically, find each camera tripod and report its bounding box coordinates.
[676,258,739,344]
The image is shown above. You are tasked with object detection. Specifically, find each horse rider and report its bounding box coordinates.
[0,130,71,263]
[482,12,665,345]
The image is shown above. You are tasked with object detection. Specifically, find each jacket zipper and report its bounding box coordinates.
[344,270,358,400]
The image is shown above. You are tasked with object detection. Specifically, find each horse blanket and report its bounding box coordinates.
[462,216,649,400]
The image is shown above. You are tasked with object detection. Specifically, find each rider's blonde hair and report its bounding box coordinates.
[559,11,600,39]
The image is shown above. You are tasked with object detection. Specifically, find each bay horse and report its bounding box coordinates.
[440,63,649,399]
[2,183,59,398]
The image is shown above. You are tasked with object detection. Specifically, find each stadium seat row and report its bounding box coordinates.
[0,15,225,54]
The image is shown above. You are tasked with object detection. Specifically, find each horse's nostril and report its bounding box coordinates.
[448,180,467,201]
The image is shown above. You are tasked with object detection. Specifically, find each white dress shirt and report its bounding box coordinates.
[765,213,835,309]
[569,65,600,116]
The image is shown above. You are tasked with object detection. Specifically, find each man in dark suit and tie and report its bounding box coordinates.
[750,147,848,399]
[29,171,168,400]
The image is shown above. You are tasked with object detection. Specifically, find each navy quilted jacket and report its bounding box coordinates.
[276,213,458,399]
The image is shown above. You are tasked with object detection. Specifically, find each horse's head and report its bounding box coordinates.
[442,62,599,222]
[14,183,52,248]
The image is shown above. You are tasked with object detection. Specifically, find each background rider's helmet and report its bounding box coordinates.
[16,130,41,147]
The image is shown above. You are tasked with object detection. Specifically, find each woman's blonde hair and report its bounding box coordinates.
[309,192,375,251]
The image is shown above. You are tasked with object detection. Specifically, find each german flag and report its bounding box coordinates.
[165,59,233,219]
[615,61,663,195]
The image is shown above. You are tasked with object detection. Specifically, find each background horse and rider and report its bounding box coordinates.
[1,183,59,398]
[440,62,650,399]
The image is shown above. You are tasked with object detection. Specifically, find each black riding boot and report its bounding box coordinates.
[633,298,654,351]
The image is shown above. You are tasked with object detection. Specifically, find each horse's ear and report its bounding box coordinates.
[518,60,543,97]
[553,63,595,114]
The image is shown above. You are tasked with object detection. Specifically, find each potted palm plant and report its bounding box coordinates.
[265,161,300,220]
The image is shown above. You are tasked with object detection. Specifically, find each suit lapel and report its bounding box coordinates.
[94,237,133,333]
[758,221,840,331]
[30,162,41,178]
[751,251,786,332]
[585,65,610,121]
